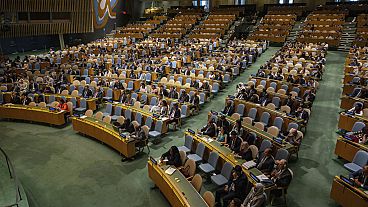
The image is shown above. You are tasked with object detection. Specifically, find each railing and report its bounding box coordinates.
[0,147,22,207]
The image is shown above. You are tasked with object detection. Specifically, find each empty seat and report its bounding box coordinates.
[211,162,233,186]
[344,150,368,172]
[178,135,193,153]
[187,142,205,163]
[199,151,219,174]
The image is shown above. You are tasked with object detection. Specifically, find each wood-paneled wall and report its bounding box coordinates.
[0,0,93,38]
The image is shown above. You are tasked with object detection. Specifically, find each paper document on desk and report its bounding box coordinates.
[80,115,87,119]
[162,117,169,121]
[257,174,270,182]
[242,160,256,169]
[165,167,176,175]
[113,101,119,104]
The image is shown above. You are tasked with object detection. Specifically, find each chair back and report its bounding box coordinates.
[267,126,279,137]
[352,150,368,168]
[203,191,215,207]
[287,122,299,131]
[231,113,241,120]
[117,116,125,125]
[280,105,291,114]
[39,102,47,108]
[248,108,257,119]
[114,106,122,116]
[154,120,163,132]
[260,112,270,125]
[352,122,366,132]
[273,117,284,130]
[103,115,111,124]
[184,135,193,150]
[61,90,69,95]
[242,117,253,125]
[191,174,202,192]
[184,159,196,177]
[134,101,141,108]
[236,104,245,116]
[249,145,259,159]
[259,140,272,153]
[208,152,219,168]
[142,125,149,138]
[85,109,93,117]
[221,162,233,180]
[135,112,142,125]
[71,90,79,97]
[67,102,73,115]
[145,116,153,129]
[179,150,187,166]
[275,148,290,161]
[125,109,132,120]
[266,103,276,110]
[196,143,205,158]
[95,111,103,120]
[254,122,264,130]
[132,120,140,128]
[143,105,150,111]
[105,103,112,115]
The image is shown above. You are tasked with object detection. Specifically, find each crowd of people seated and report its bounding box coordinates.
[354,14,368,47]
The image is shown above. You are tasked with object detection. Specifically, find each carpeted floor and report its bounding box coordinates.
[0,47,348,207]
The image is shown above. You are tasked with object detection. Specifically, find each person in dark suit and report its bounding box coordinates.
[178,90,190,103]
[167,103,181,130]
[349,165,368,190]
[235,142,253,161]
[256,148,275,175]
[82,86,93,98]
[215,165,248,207]
[270,159,293,197]
[200,119,217,137]
[222,100,235,116]
[160,146,181,167]
[11,92,21,104]
[168,87,178,99]
[294,106,309,124]
[228,131,242,154]
[20,93,32,105]
[216,115,231,135]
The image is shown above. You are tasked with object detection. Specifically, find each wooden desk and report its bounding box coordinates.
[330,176,368,207]
[0,104,67,126]
[147,161,208,207]
[338,112,368,132]
[112,103,169,134]
[340,95,368,110]
[187,132,276,190]
[72,117,136,158]
[3,92,97,111]
[335,136,368,162]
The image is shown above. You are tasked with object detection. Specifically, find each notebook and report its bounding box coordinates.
[242,160,257,169]
[165,167,176,175]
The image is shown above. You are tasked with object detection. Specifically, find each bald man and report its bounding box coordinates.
[349,165,368,190]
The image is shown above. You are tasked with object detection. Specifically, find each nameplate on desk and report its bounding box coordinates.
[187,129,195,134]
[273,137,284,145]
[149,156,157,165]
[250,172,260,183]
[340,175,355,186]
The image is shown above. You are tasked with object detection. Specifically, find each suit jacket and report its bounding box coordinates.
[222,105,235,116]
[201,123,216,137]
[82,89,93,98]
[350,169,368,190]
[227,173,248,200]
[229,136,242,153]
[161,150,181,167]
[273,168,292,187]
[256,155,275,174]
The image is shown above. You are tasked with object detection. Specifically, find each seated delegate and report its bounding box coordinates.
[349,165,368,190]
